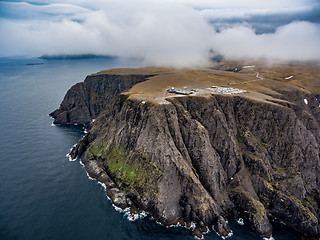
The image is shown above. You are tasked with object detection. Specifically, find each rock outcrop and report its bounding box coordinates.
[50,72,154,127]
[52,69,320,239]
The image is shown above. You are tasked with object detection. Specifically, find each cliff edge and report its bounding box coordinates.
[51,64,320,239]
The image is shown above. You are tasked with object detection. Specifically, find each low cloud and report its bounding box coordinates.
[211,21,320,62]
[0,0,320,66]
[0,0,215,67]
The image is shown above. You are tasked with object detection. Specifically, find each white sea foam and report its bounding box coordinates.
[113,205,130,213]
[304,98,308,105]
[237,218,244,225]
[222,230,233,239]
[68,138,206,237]
[155,220,163,225]
[66,144,78,161]
[124,210,148,221]
[127,213,140,221]
[194,235,204,240]
[193,227,210,240]
[78,160,95,181]
[66,152,76,162]
[97,181,107,189]
[78,159,84,167]
[75,155,147,223]
[187,222,196,230]
[263,236,275,240]
[166,222,182,228]
[212,226,233,240]
[51,122,55,126]
[113,206,148,221]
[69,141,145,223]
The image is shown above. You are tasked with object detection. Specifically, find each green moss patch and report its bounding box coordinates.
[105,146,143,190]
[88,143,162,198]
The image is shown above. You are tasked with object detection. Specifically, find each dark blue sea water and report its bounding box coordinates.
[0,57,300,240]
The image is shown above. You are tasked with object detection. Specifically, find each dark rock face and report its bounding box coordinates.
[49,73,154,127]
[52,73,320,239]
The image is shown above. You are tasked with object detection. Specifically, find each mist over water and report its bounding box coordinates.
[0,57,300,240]
[1,0,320,66]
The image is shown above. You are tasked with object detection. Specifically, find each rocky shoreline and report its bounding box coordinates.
[73,150,229,238]
[52,67,320,239]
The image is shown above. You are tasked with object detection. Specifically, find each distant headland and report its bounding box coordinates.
[39,54,117,60]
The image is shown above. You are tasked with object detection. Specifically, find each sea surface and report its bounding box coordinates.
[0,57,300,240]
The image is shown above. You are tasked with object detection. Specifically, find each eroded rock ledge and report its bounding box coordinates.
[51,68,320,239]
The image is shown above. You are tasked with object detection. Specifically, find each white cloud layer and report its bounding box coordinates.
[212,21,320,62]
[0,0,319,66]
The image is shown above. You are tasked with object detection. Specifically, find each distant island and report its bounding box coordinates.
[40,54,117,60]
[50,61,320,239]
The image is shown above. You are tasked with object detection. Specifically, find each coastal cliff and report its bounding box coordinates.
[51,66,320,239]
[50,71,155,127]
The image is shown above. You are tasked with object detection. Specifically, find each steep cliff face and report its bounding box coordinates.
[52,69,320,239]
[50,73,154,126]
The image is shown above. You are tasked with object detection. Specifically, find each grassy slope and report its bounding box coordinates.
[92,61,320,105]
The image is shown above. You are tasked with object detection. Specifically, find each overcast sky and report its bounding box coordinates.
[0,0,319,66]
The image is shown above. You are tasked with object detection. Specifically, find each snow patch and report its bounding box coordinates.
[304,98,308,105]
[285,75,293,80]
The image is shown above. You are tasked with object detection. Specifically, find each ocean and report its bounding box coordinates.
[0,57,300,240]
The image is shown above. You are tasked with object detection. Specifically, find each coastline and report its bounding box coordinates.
[51,64,320,239]
[68,146,220,238]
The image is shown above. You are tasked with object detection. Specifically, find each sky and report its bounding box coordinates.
[0,0,319,67]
